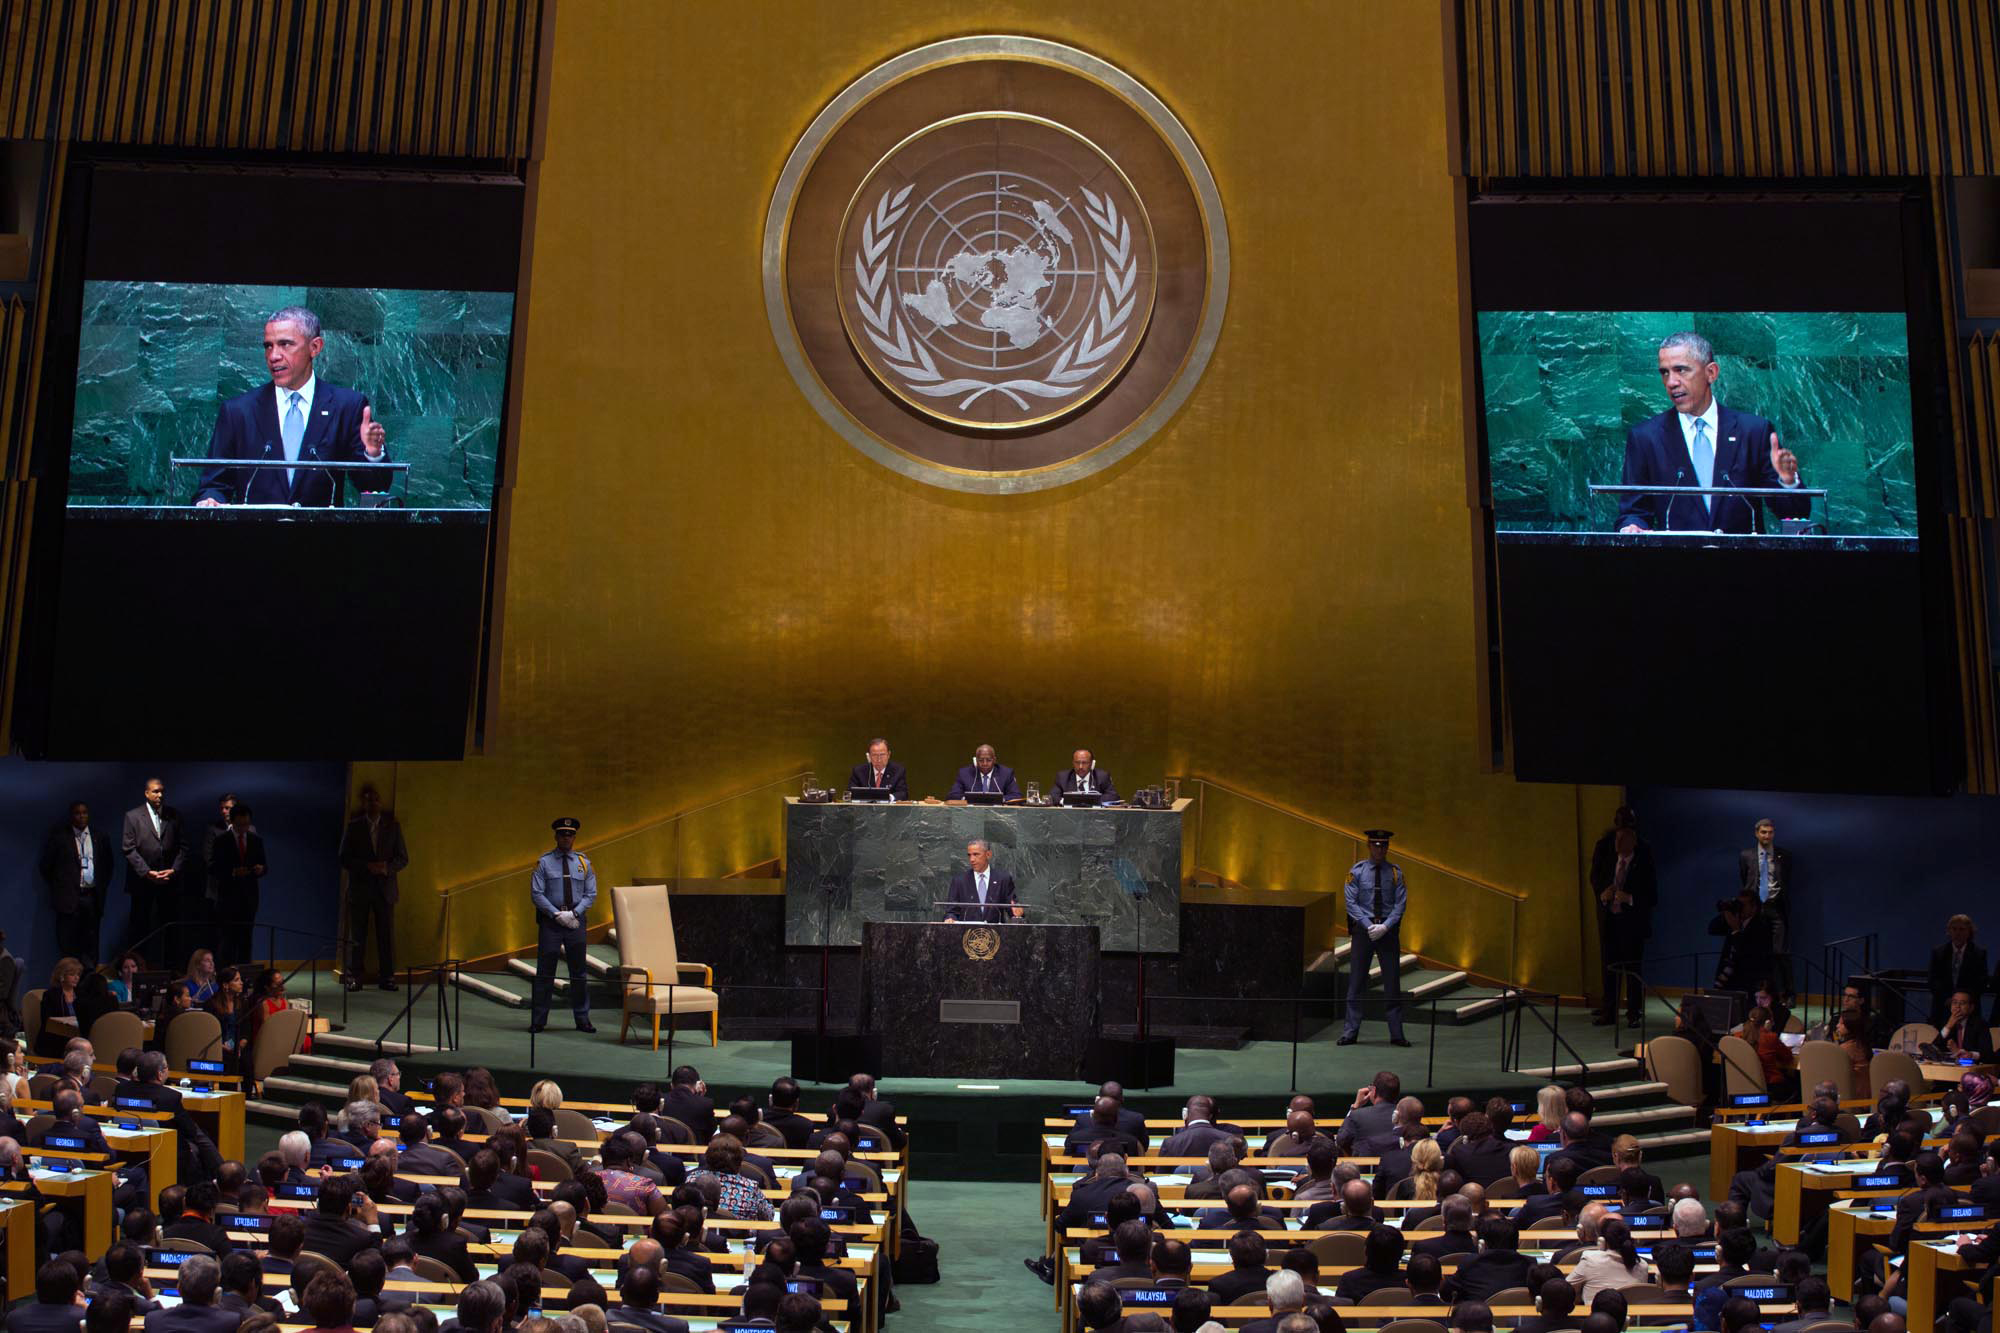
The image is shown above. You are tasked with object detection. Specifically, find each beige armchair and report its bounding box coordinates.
[610,884,719,1049]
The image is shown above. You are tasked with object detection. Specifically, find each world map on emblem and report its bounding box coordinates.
[839,116,1158,430]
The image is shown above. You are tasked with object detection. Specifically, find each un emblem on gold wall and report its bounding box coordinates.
[962,926,1001,961]
[764,37,1228,493]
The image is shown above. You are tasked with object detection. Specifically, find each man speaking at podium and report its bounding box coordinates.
[943,839,1022,924]
[195,306,392,507]
[1616,331,1808,535]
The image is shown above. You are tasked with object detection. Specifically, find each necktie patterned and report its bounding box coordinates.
[1373,863,1387,918]
[559,853,574,911]
[1691,418,1714,518]
[282,390,305,489]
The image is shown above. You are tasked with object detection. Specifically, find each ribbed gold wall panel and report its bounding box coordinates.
[1460,0,2000,177]
[0,0,541,156]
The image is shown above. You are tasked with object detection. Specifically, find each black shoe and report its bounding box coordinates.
[1389,1036,1413,1047]
[1023,1257,1054,1284]
[1625,1014,1645,1026]
[342,977,362,993]
[575,1020,597,1033]
[1337,1034,1358,1046]
[1590,1012,1615,1025]
[528,1022,546,1034]
[378,980,398,991]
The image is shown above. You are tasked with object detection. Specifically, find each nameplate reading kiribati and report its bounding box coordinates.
[764,36,1228,494]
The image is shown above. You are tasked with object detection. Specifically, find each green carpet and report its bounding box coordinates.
[893,1181,1052,1332]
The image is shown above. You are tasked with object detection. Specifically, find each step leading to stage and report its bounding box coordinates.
[1513,1055,1643,1080]
[313,1032,444,1056]
[1594,1102,1696,1128]
[263,1075,349,1101]
[1632,1127,1712,1153]
[507,957,566,990]
[1585,1080,1671,1102]
[288,1052,374,1077]
[1406,970,1468,1000]
[454,971,528,1008]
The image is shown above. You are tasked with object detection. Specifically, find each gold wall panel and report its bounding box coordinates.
[379,0,1608,993]
[1459,0,2000,177]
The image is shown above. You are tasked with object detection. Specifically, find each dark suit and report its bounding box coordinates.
[764,1108,815,1149]
[1929,941,1990,1029]
[1513,1188,1586,1229]
[413,1227,479,1281]
[662,1086,715,1142]
[1158,1122,1233,1158]
[855,1095,906,1151]
[116,1081,222,1182]
[142,1304,241,1333]
[1411,1230,1480,1261]
[603,1307,689,1333]
[1443,1249,1536,1303]
[1617,404,1808,534]
[1058,1174,1139,1230]
[302,1212,384,1266]
[948,763,1021,801]
[162,1215,236,1255]
[1064,1122,1142,1158]
[1889,1183,1962,1254]
[209,828,267,967]
[4,1304,85,1333]
[1374,1136,1434,1194]
[1939,1010,1996,1060]
[121,801,187,950]
[1590,839,1658,1019]
[41,821,116,963]
[32,1115,110,1157]
[1335,1101,1397,1155]
[1446,1134,1515,1187]
[945,867,1019,924]
[195,380,390,507]
[1739,842,1796,992]
[847,761,908,800]
[339,812,410,983]
[1051,766,1119,803]
[1207,1267,1275,1305]
[1559,1131,1617,1170]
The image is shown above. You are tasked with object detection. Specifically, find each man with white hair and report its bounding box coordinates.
[1241,1269,1307,1333]
[1616,329,1807,535]
[142,1254,234,1333]
[337,1100,383,1156]
[1671,1198,1709,1238]
[277,1131,314,1185]
[370,1059,420,1119]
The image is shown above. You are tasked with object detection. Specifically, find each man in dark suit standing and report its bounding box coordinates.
[1617,331,1809,535]
[947,744,1022,801]
[1739,817,1796,998]
[943,839,1022,924]
[42,801,115,964]
[1051,749,1119,804]
[1592,824,1657,1026]
[848,737,908,799]
[339,787,410,991]
[1927,915,1988,1029]
[121,777,186,953]
[194,306,390,508]
[209,803,267,969]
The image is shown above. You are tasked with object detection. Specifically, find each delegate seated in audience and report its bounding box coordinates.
[1068,1096,1144,1157]
[1610,1135,1665,1203]
[1372,1097,1433,1193]
[1335,1074,1402,1154]
[91,1245,161,1316]
[1159,1095,1234,1158]
[688,1133,776,1221]
[161,1180,234,1255]
[1445,1111,1513,1186]
[1414,1193,1481,1259]
[1333,1226,1408,1302]
[1939,990,1997,1059]
[145,1254,234,1333]
[1311,1178,1380,1232]
[1444,1217,1535,1303]
[1569,1216,1655,1301]
[1207,1229,1275,1304]
[1239,1270,1309,1333]
[1727,1095,1849,1217]
[215,1251,279,1321]
[1740,1006,1799,1098]
[1514,1276,1579,1333]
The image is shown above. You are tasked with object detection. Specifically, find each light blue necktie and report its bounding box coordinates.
[977,873,988,905]
[1691,418,1714,519]
[282,390,305,489]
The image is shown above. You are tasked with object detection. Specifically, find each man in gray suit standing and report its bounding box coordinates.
[339,787,410,991]
[121,778,187,955]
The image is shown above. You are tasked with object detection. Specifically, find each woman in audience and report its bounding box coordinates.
[209,966,248,1062]
[1,1047,31,1102]
[105,952,145,1004]
[242,967,298,1058]
[183,949,219,1004]
[1834,1010,1873,1098]
[1741,1007,1798,1099]
[1528,1086,1565,1143]
[407,1191,479,1282]
[1751,981,1793,1034]
[529,1079,565,1112]
[1567,1215,1654,1301]
[465,1067,513,1123]
[347,1073,384,1118]
[38,956,83,1056]
[1501,1144,1542,1198]
[1404,1138,1444,1201]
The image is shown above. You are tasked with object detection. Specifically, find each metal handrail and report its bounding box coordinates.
[168,457,411,471]
[437,769,813,901]
[1170,774,1527,902]
[1587,483,1829,497]
[1497,987,1591,1080]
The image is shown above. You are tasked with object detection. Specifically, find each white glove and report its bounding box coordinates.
[556,910,578,929]
[1366,923,1387,941]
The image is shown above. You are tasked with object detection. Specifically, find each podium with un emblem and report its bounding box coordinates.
[859,921,1101,1079]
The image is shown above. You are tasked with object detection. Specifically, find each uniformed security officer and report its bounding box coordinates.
[529,817,596,1034]
[1340,828,1410,1047]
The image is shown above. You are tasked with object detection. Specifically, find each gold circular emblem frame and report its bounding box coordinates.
[762,36,1229,495]
[834,112,1160,431]
[962,926,1002,961]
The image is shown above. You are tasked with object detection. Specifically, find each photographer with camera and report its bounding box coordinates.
[1708,886,1775,993]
